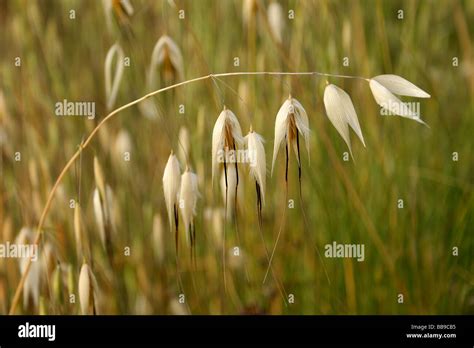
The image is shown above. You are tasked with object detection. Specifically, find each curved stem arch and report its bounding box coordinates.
[8,71,369,314]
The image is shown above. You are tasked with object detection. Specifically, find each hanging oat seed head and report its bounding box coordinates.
[267,2,285,43]
[369,74,430,125]
[272,96,310,175]
[104,43,125,111]
[162,152,181,229]
[179,168,199,241]
[211,107,244,183]
[92,184,115,254]
[245,128,266,206]
[149,35,184,86]
[112,129,132,170]
[324,83,365,158]
[78,262,98,315]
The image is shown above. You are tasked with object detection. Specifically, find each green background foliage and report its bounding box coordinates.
[0,0,473,314]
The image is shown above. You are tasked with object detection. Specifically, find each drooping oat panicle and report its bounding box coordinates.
[245,128,267,226]
[162,152,181,254]
[272,96,310,178]
[369,75,430,125]
[149,35,184,86]
[324,83,365,158]
[211,107,244,183]
[179,168,199,263]
[78,262,98,315]
[105,43,125,111]
[267,2,285,43]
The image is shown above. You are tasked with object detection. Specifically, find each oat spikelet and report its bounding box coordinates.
[245,129,266,202]
[93,157,106,199]
[92,182,115,259]
[179,169,199,243]
[149,35,184,86]
[105,43,125,111]
[179,168,199,263]
[245,128,266,231]
[272,96,310,176]
[267,2,285,43]
[369,75,430,125]
[211,107,244,183]
[112,129,132,170]
[324,83,365,158]
[163,152,181,254]
[78,262,98,315]
[372,74,431,98]
[141,35,183,119]
[162,152,181,229]
[92,157,116,263]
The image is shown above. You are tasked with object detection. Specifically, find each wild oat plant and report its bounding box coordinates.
[1,0,472,315]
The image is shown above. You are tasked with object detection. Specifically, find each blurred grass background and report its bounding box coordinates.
[0,0,473,314]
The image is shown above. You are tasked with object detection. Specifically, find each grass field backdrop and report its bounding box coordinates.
[0,0,473,314]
